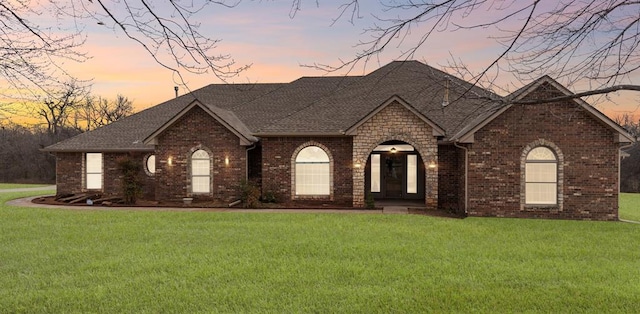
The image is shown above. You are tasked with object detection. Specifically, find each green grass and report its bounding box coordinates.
[1,190,639,313]
[620,193,640,222]
[0,183,49,190]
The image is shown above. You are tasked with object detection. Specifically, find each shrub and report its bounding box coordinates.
[365,192,375,209]
[261,190,277,203]
[238,180,260,208]
[117,156,143,204]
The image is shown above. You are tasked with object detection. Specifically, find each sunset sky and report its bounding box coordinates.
[37,1,640,119]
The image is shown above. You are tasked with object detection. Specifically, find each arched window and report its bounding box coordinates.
[525,147,557,205]
[191,149,211,193]
[295,146,330,195]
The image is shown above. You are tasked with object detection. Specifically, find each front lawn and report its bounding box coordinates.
[0,183,48,190]
[620,193,640,222]
[1,190,639,313]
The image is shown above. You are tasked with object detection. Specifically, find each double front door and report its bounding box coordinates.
[366,152,425,200]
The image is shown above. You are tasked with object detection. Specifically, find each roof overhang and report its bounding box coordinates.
[143,100,258,146]
[343,95,446,137]
[253,133,347,137]
[41,147,155,153]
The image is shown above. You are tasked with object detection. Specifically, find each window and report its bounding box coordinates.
[146,155,156,175]
[86,153,103,190]
[370,154,381,193]
[295,146,330,195]
[525,147,557,205]
[191,149,210,193]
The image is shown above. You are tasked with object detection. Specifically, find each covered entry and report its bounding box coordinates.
[365,141,426,200]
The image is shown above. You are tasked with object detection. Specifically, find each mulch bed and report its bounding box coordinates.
[31,195,464,218]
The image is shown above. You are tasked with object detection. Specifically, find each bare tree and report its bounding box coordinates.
[0,1,87,101]
[615,113,640,138]
[74,94,133,131]
[37,81,89,135]
[4,0,639,114]
[296,1,640,98]
[1,0,249,116]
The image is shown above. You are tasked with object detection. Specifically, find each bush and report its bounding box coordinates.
[238,180,260,208]
[261,190,277,203]
[365,192,375,209]
[117,156,143,204]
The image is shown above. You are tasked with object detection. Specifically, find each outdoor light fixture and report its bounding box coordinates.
[354,162,361,168]
[428,160,437,168]
[390,147,397,153]
[225,156,229,166]
[167,157,173,166]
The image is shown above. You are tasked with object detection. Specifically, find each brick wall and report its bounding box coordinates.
[102,152,156,199]
[466,82,620,220]
[55,153,82,196]
[154,106,247,202]
[55,152,156,199]
[437,144,465,214]
[261,137,353,205]
[352,101,438,208]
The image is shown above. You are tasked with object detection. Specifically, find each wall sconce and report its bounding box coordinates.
[354,162,361,168]
[225,156,229,166]
[390,147,397,154]
[167,157,173,166]
[428,160,437,169]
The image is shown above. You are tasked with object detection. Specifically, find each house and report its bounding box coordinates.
[43,61,634,220]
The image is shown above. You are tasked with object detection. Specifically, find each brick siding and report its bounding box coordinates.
[466,82,620,220]
[55,153,83,196]
[154,106,247,202]
[261,137,353,205]
[437,144,465,214]
[55,152,155,199]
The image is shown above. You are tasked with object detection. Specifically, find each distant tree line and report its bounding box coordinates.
[0,85,133,183]
[618,114,640,193]
[0,124,78,183]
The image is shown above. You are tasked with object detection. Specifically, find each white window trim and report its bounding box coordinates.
[191,149,211,194]
[520,141,564,211]
[85,153,103,190]
[291,142,334,200]
[144,154,156,176]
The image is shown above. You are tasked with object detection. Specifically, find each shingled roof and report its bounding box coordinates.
[43,60,505,152]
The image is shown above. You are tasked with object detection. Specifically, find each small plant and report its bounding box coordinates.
[117,156,143,204]
[261,190,277,203]
[238,180,260,208]
[365,192,375,209]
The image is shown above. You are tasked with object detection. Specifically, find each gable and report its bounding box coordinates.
[344,95,445,136]
[144,100,258,146]
[453,77,635,144]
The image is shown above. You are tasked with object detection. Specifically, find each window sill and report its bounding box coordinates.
[523,204,560,211]
[293,194,332,201]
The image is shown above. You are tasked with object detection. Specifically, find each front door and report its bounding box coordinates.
[366,151,425,200]
[384,154,404,198]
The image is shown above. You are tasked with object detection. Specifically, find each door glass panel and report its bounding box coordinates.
[385,155,403,197]
[407,155,417,194]
[371,154,380,192]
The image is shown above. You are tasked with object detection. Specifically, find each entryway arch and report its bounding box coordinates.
[349,99,440,208]
[365,140,426,201]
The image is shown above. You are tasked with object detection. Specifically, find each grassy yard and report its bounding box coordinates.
[620,193,640,222]
[1,190,639,313]
[0,183,49,190]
